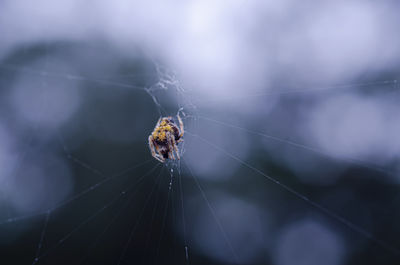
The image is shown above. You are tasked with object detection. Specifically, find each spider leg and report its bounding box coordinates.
[166,132,176,160]
[170,134,180,160]
[153,117,162,131]
[148,135,156,157]
[177,112,184,141]
[154,140,168,163]
[154,144,166,163]
[148,135,165,163]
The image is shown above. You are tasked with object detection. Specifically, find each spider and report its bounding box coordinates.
[148,113,184,163]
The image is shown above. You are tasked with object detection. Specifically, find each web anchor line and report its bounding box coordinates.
[198,115,394,176]
[77,165,162,265]
[117,166,165,265]
[30,164,161,264]
[154,166,174,263]
[0,155,153,226]
[140,170,165,265]
[197,79,398,103]
[32,210,51,265]
[186,130,400,257]
[183,159,240,264]
[178,163,189,264]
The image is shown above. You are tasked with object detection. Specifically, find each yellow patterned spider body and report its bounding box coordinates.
[148,114,184,163]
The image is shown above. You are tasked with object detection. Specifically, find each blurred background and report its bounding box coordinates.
[0,0,400,264]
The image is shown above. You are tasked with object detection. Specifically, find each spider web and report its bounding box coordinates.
[0,39,400,265]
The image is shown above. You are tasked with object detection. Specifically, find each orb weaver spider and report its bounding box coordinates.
[148,113,184,163]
